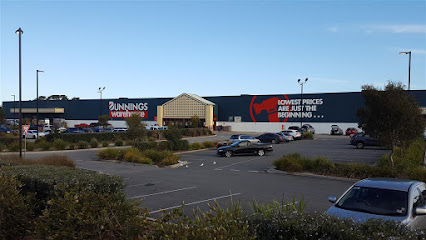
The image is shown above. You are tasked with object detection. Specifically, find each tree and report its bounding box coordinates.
[98,115,109,128]
[190,115,201,128]
[357,82,425,166]
[125,114,146,140]
[47,95,68,101]
[0,107,5,124]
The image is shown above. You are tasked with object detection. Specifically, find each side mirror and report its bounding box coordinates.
[416,206,426,215]
[328,196,337,203]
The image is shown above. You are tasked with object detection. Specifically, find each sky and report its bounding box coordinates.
[1,0,425,104]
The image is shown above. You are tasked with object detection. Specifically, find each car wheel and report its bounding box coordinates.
[356,142,364,149]
[271,139,277,144]
[225,151,233,158]
[257,149,265,156]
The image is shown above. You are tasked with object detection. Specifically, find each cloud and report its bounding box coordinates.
[326,26,339,33]
[364,24,426,34]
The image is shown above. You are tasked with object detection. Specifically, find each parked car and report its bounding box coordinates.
[257,133,282,144]
[0,127,13,133]
[282,130,302,140]
[62,128,84,134]
[217,140,273,157]
[345,127,358,135]
[113,128,128,132]
[229,135,260,143]
[301,124,315,134]
[330,125,343,135]
[82,128,94,133]
[276,132,293,142]
[288,126,301,131]
[326,178,426,230]
[23,130,46,139]
[350,133,379,149]
[75,123,90,128]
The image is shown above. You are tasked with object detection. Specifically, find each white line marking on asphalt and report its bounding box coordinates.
[150,192,241,214]
[230,169,240,172]
[214,168,223,171]
[129,186,197,199]
[249,170,259,173]
[216,157,260,169]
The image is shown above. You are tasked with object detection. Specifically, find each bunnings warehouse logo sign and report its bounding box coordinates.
[109,101,148,118]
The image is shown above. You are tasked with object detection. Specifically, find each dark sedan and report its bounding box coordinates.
[217,140,273,157]
[257,133,282,144]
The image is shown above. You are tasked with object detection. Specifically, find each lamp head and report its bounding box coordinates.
[297,79,301,83]
[305,78,308,82]
[15,28,23,34]
[37,70,44,73]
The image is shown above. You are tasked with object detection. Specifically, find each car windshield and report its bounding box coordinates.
[336,186,408,216]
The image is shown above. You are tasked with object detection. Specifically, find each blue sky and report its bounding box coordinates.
[1,0,425,104]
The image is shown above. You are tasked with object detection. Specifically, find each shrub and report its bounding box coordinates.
[68,143,75,150]
[33,189,148,239]
[36,141,51,151]
[90,138,99,148]
[0,176,33,239]
[53,139,67,150]
[102,141,109,147]
[123,148,153,164]
[97,148,125,161]
[133,141,158,151]
[141,150,181,166]
[190,142,203,150]
[302,132,314,139]
[77,141,89,149]
[115,139,124,146]
[202,141,215,148]
[25,142,36,151]
[8,143,20,152]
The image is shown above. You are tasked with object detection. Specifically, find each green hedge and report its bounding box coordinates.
[0,165,124,215]
[46,132,129,143]
[97,148,181,166]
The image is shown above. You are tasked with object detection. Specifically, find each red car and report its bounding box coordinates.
[75,123,90,128]
[345,128,357,135]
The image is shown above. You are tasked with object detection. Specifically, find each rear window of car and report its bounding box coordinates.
[230,135,238,140]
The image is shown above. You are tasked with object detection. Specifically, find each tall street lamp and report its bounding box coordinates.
[297,78,308,128]
[11,95,16,124]
[36,70,44,138]
[98,87,105,116]
[399,51,411,90]
[16,27,23,158]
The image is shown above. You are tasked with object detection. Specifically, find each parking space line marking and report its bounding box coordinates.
[129,186,197,199]
[214,168,223,171]
[249,170,259,173]
[217,157,260,169]
[150,192,241,214]
[230,169,240,172]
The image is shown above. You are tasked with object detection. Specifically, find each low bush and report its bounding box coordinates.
[36,141,51,151]
[78,141,89,149]
[25,142,36,151]
[33,189,148,240]
[302,132,314,139]
[90,138,99,148]
[190,142,203,150]
[202,141,216,148]
[97,148,125,161]
[377,138,425,170]
[53,139,67,150]
[273,153,426,182]
[8,143,20,152]
[115,139,124,146]
[102,141,109,147]
[0,176,33,239]
[124,148,153,164]
[133,141,158,151]
[68,143,75,150]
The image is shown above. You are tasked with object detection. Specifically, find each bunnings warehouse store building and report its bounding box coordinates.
[3,91,426,134]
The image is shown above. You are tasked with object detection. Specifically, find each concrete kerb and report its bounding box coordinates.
[266,168,358,183]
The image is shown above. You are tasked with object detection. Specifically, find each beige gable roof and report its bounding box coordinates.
[162,93,215,119]
[162,93,215,106]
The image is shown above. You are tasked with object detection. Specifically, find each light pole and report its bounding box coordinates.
[297,78,308,128]
[98,87,105,116]
[36,70,44,138]
[16,28,23,158]
[11,95,16,124]
[399,51,411,90]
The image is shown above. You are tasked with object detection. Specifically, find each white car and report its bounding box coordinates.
[229,134,261,144]
[23,130,46,139]
[281,130,302,140]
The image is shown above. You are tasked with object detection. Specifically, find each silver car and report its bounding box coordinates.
[326,178,426,229]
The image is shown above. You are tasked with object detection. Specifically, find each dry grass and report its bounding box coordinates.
[0,154,75,168]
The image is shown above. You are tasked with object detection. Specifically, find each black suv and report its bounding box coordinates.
[350,133,379,149]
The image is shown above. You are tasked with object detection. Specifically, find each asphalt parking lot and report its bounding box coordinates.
[19,133,389,217]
